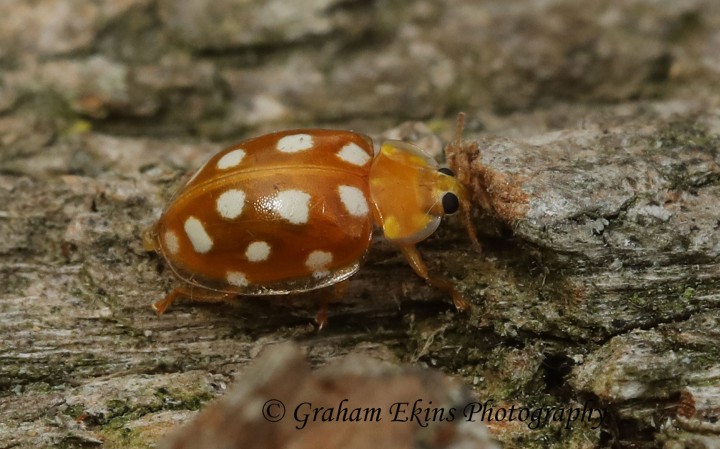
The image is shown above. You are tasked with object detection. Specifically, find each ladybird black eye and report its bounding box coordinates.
[442,192,460,214]
[438,167,455,177]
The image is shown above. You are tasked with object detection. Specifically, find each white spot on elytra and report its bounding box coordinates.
[277,134,313,153]
[274,190,311,224]
[337,142,371,166]
[306,250,333,278]
[227,271,249,287]
[216,189,246,219]
[338,185,369,217]
[217,148,246,169]
[245,241,271,262]
[184,216,213,253]
[164,231,179,255]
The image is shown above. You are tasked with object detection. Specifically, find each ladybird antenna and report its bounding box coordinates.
[454,112,466,150]
[445,113,482,253]
[445,112,465,178]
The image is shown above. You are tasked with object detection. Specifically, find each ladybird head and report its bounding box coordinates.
[368,140,468,244]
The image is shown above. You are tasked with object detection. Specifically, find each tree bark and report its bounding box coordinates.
[2,1,720,448]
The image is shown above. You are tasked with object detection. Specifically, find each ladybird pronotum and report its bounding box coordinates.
[144,114,480,327]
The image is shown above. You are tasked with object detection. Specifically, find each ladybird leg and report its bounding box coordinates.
[152,289,180,315]
[460,194,482,253]
[153,286,233,315]
[398,244,471,312]
[314,280,349,330]
[314,303,328,331]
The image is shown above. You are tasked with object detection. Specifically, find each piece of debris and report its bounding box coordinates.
[159,343,498,449]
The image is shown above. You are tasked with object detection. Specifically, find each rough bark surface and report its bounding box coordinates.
[1,1,720,448]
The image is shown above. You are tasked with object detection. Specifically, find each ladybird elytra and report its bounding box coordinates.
[145,114,480,323]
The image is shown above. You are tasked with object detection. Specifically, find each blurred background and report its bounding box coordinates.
[1,0,717,144]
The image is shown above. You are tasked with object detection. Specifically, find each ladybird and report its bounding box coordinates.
[144,114,480,327]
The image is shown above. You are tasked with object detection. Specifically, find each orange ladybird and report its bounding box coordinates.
[144,115,480,327]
